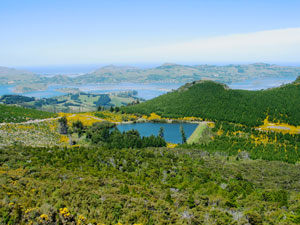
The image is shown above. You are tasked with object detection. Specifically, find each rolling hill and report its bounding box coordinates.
[73,63,300,84]
[0,91,142,113]
[123,77,300,127]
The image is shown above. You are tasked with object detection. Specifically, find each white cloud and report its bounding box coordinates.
[127,27,300,63]
[2,27,300,66]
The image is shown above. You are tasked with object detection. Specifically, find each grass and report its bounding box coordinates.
[110,96,136,106]
[187,123,208,144]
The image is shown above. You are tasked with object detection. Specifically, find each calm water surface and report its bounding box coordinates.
[0,85,14,96]
[228,76,298,90]
[117,122,198,144]
[2,83,182,100]
[0,76,298,99]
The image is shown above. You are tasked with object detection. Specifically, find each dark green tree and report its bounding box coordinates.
[180,125,187,144]
[159,127,164,138]
[72,120,85,137]
[58,116,68,134]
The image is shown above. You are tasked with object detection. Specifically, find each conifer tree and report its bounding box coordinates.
[58,116,68,134]
[180,125,187,144]
[159,127,164,138]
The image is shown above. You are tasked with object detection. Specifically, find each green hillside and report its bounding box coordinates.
[123,78,300,127]
[0,104,56,123]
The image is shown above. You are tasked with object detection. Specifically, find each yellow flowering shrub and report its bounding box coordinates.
[39,214,49,221]
[167,143,178,148]
[148,113,161,120]
[77,215,86,224]
[59,112,103,126]
[60,135,69,143]
[59,207,71,218]
[258,116,300,134]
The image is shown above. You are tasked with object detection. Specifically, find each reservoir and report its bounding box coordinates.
[117,122,198,144]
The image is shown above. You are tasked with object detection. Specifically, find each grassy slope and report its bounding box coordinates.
[0,104,56,123]
[1,146,300,224]
[187,123,207,144]
[123,80,300,126]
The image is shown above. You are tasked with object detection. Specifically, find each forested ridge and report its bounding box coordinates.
[123,77,300,127]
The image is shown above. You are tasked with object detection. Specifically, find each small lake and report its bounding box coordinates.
[117,122,198,144]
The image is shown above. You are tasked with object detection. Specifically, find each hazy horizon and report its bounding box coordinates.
[12,61,300,75]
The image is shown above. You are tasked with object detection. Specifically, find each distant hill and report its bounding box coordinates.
[2,63,300,91]
[123,76,300,127]
[0,104,56,123]
[72,63,300,84]
[0,66,39,85]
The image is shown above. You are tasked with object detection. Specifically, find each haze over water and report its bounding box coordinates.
[1,75,298,100]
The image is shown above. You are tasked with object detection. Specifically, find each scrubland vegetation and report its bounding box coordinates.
[2,146,300,224]
[0,120,63,147]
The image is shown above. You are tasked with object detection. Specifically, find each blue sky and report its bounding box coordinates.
[1,0,300,66]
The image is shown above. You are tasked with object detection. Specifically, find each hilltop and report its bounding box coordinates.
[123,77,300,127]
